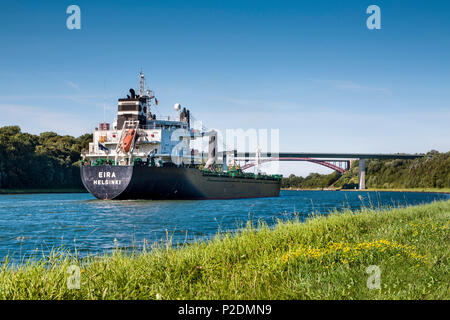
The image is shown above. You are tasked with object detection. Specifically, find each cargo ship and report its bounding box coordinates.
[80,73,281,200]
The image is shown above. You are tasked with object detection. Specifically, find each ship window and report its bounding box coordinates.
[119,104,139,111]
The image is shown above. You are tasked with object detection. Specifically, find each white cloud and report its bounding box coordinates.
[67,81,80,90]
[331,80,391,95]
[225,97,308,112]
[309,79,392,95]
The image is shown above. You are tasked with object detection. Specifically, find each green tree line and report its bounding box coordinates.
[282,151,450,189]
[1,126,449,191]
[0,126,92,189]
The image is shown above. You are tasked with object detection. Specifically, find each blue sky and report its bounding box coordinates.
[0,0,449,176]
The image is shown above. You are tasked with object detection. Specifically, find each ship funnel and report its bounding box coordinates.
[129,88,136,99]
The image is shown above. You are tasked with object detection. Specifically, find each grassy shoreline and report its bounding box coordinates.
[361,188,450,194]
[0,200,449,299]
[281,187,450,194]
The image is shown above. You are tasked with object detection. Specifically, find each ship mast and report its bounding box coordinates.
[139,70,145,97]
[139,71,156,119]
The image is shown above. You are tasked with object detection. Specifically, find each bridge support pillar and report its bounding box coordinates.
[358,158,366,190]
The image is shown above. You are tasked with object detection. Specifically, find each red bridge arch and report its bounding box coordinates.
[240,157,350,174]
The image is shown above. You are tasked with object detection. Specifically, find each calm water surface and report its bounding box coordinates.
[0,190,448,262]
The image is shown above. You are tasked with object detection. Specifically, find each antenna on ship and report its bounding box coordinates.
[103,79,106,124]
[138,70,158,121]
[139,69,145,97]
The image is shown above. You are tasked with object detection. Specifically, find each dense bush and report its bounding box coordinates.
[281,171,341,189]
[0,126,92,189]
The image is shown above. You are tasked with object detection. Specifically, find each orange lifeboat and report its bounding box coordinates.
[122,129,136,152]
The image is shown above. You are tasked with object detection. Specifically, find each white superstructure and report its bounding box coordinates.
[84,73,214,167]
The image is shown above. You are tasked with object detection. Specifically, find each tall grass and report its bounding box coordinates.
[0,200,449,299]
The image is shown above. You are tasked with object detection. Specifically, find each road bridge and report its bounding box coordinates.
[220,152,424,190]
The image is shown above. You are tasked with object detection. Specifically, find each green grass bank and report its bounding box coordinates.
[0,200,449,300]
[362,188,450,194]
[281,187,450,194]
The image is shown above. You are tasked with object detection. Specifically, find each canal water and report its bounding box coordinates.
[0,190,448,263]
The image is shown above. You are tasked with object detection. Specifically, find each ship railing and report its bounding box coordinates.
[152,116,172,121]
[139,123,158,129]
[201,169,280,181]
[122,121,140,129]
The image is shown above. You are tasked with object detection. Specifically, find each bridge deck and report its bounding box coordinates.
[230,152,424,160]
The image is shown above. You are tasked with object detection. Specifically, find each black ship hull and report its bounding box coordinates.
[81,166,281,200]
